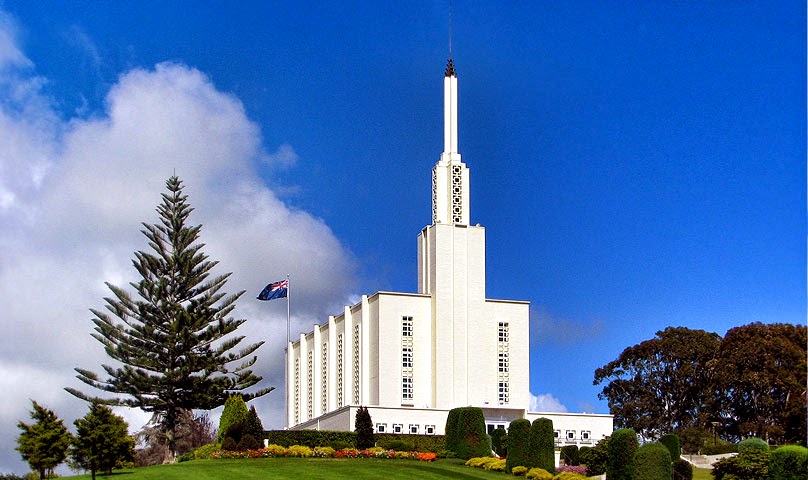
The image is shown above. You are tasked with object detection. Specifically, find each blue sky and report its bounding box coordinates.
[0,0,804,473]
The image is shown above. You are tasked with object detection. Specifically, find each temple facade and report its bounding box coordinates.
[286,58,613,447]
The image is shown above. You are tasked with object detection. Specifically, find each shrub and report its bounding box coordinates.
[560,445,579,466]
[265,429,356,448]
[526,467,553,480]
[312,446,335,458]
[329,440,353,450]
[492,426,508,457]
[607,428,638,480]
[466,457,499,469]
[506,419,532,473]
[580,437,609,476]
[557,465,587,475]
[437,450,455,458]
[286,445,313,457]
[485,459,507,471]
[530,418,555,472]
[376,433,445,452]
[237,434,261,451]
[634,442,672,480]
[218,395,249,443]
[355,406,375,449]
[444,407,491,459]
[672,458,693,480]
[738,437,769,455]
[383,439,415,452]
[659,433,681,459]
[552,473,588,480]
[192,443,218,460]
[221,437,238,452]
[512,465,529,476]
[768,445,808,480]
[712,448,770,480]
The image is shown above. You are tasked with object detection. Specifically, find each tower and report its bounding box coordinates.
[417,59,489,409]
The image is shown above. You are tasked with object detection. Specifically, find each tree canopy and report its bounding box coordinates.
[594,326,720,437]
[594,323,806,444]
[71,401,134,480]
[16,401,72,479]
[67,176,272,461]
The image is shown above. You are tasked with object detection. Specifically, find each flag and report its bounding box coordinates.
[257,279,288,301]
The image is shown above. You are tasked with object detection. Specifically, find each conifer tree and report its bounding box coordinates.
[16,401,72,479]
[355,406,375,449]
[71,401,134,480]
[67,176,272,462]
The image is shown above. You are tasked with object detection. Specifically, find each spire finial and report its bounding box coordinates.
[449,0,453,58]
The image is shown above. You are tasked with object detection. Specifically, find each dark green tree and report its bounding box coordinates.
[444,408,460,455]
[354,406,375,449]
[606,428,638,480]
[16,401,72,479]
[70,401,134,480]
[594,327,721,438]
[66,176,272,462]
[218,395,249,444]
[529,417,555,471]
[244,406,265,443]
[633,442,672,480]
[709,323,806,444]
[505,418,531,473]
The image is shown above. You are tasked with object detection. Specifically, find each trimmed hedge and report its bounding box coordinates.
[263,430,445,453]
[633,442,672,480]
[530,418,555,472]
[444,407,491,459]
[659,433,680,460]
[265,430,356,448]
[607,429,638,480]
[768,445,808,480]
[737,437,768,455]
[506,418,532,473]
[560,445,579,466]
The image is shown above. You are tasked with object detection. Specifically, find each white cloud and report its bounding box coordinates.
[264,143,299,168]
[0,24,355,475]
[528,392,568,413]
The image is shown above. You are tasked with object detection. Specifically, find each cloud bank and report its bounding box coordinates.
[0,17,355,474]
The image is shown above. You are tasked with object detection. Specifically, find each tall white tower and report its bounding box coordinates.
[431,58,470,226]
[417,59,488,409]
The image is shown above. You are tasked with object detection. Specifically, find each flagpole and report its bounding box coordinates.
[285,274,290,429]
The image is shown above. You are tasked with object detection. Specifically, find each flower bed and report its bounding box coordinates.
[211,445,436,461]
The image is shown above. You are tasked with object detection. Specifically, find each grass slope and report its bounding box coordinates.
[68,458,506,480]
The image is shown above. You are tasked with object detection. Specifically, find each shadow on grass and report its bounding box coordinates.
[404,463,492,479]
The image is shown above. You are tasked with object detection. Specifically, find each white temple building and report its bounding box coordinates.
[287,58,613,447]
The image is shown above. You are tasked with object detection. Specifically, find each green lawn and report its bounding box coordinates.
[693,467,713,480]
[68,458,507,480]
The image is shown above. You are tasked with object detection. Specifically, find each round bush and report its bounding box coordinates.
[512,465,529,476]
[738,437,769,455]
[769,445,808,480]
[634,442,672,480]
[237,434,261,451]
[672,458,693,480]
[525,467,554,480]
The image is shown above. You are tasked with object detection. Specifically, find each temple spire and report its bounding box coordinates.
[443,58,458,154]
